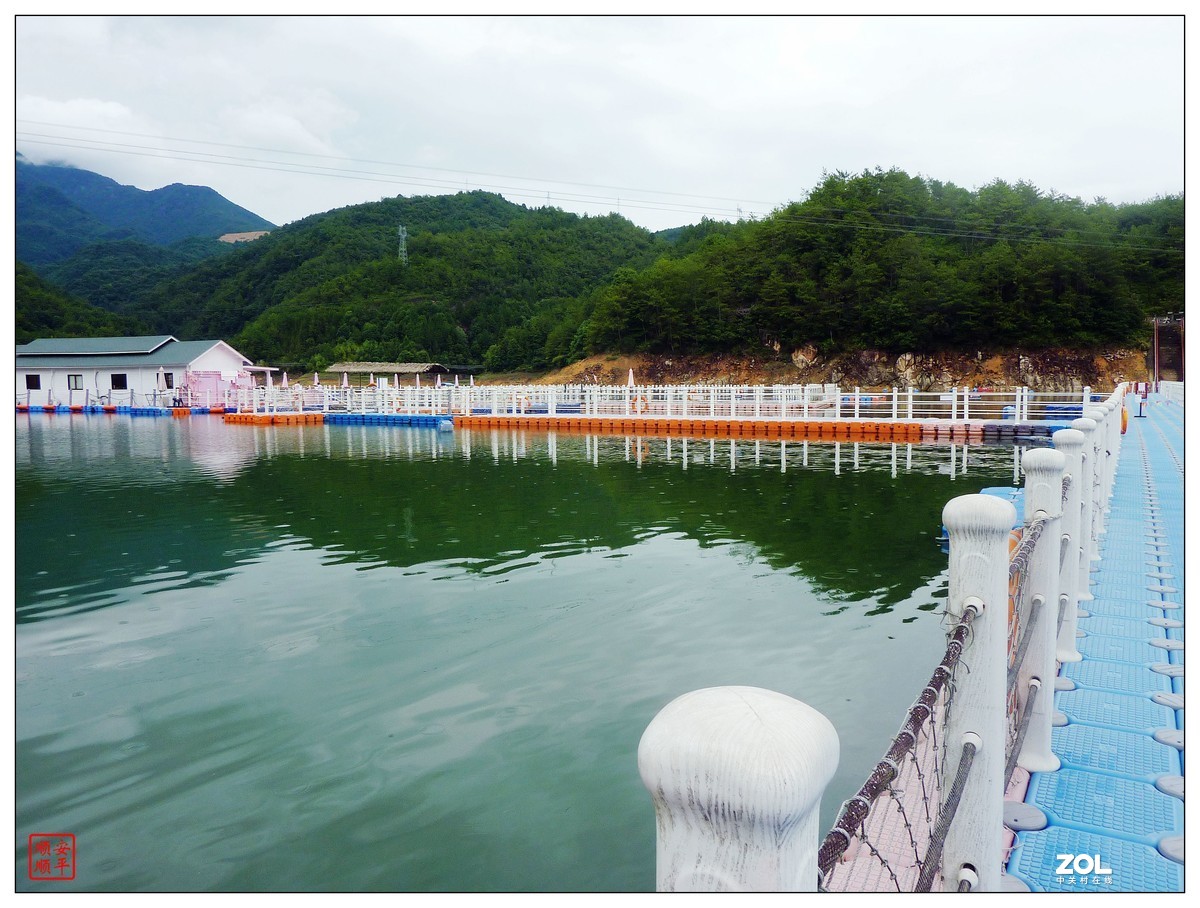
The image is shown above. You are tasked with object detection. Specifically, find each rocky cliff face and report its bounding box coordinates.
[529,348,1147,390]
[796,349,1146,392]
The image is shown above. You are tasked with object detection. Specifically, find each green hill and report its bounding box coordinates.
[15,168,1182,374]
[43,237,234,313]
[16,155,276,264]
[581,170,1182,357]
[16,261,148,344]
[120,191,661,370]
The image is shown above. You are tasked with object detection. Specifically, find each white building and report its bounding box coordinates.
[15,335,257,408]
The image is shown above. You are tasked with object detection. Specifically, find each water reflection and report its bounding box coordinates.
[17,417,1023,892]
[16,418,1020,627]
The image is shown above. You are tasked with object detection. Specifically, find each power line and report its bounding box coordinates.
[16,135,751,222]
[767,209,1184,254]
[16,127,1183,255]
[16,119,774,206]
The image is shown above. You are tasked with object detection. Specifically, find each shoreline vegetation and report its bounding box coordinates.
[18,167,1182,388]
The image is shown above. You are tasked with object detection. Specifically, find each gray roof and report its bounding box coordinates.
[326,362,451,374]
[17,335,177,356]
[15,337,251,370]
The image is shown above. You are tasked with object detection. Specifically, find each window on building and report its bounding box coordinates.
[68,374,83,391]
[164,372,174,389]
[111,374,128,390]
[25,375,41,390]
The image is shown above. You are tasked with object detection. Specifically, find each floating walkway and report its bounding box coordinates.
[455,414,1071,443]
[220,412,450,427]
[1005,394,1185,892]
[20,401,1079,443]
[15,404,226,416]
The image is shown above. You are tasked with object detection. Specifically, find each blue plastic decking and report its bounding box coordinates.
[1006,394,1185,892]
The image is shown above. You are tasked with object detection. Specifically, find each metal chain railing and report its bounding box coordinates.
[820,503,1057,893]
[818,602,980,892]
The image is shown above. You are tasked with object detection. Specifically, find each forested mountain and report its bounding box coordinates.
[116,191,661,369]
[43,237,234,313]
[15,155,275,264]
[579,170,1183,360]
[16,262,148,344]
[15,168,1182,374]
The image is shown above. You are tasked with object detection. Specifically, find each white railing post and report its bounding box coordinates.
[1016,448,1066,773]
[638,686,839,892]
[1052,428,1086,662]
[940,494,1015,892]
[1102,391,1125,499]
[1083,405,1110,520]
[1070,416,1099,599]
[1082,406,1112,543]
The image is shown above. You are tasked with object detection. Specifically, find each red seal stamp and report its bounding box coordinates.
[28,833,75,881]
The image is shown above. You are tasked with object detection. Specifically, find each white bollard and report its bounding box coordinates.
[1016,448,1066,773]
[1053,428,1087,662]
[1091,404,1116,540]
[638,686,839,892]
[1084,404,1112,521]
[940,494,1015,891]
[1071,416,1100,575]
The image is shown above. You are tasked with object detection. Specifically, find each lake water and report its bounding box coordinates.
[15,415,1020,892]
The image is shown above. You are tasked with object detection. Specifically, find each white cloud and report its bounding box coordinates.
[13,13,1186,229]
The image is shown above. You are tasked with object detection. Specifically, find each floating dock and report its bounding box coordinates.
[219,412,450,427]
[1005,394,1185,892]
[19,403,1078,443]
[454,414,1069,442]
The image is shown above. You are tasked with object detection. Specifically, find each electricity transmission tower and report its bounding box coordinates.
[398,225,408,265]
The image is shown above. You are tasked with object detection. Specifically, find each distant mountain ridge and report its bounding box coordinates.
[15,155,276,264]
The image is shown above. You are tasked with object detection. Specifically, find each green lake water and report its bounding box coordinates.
[15,415,1021,892]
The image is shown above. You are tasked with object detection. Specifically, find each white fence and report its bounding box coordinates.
[156,382,1109,421]
[1159,381,1185,406]
[16,381,1121,425]
[638,387,1127,892]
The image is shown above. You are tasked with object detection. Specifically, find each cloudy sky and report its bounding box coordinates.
[13,10,1186,233]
